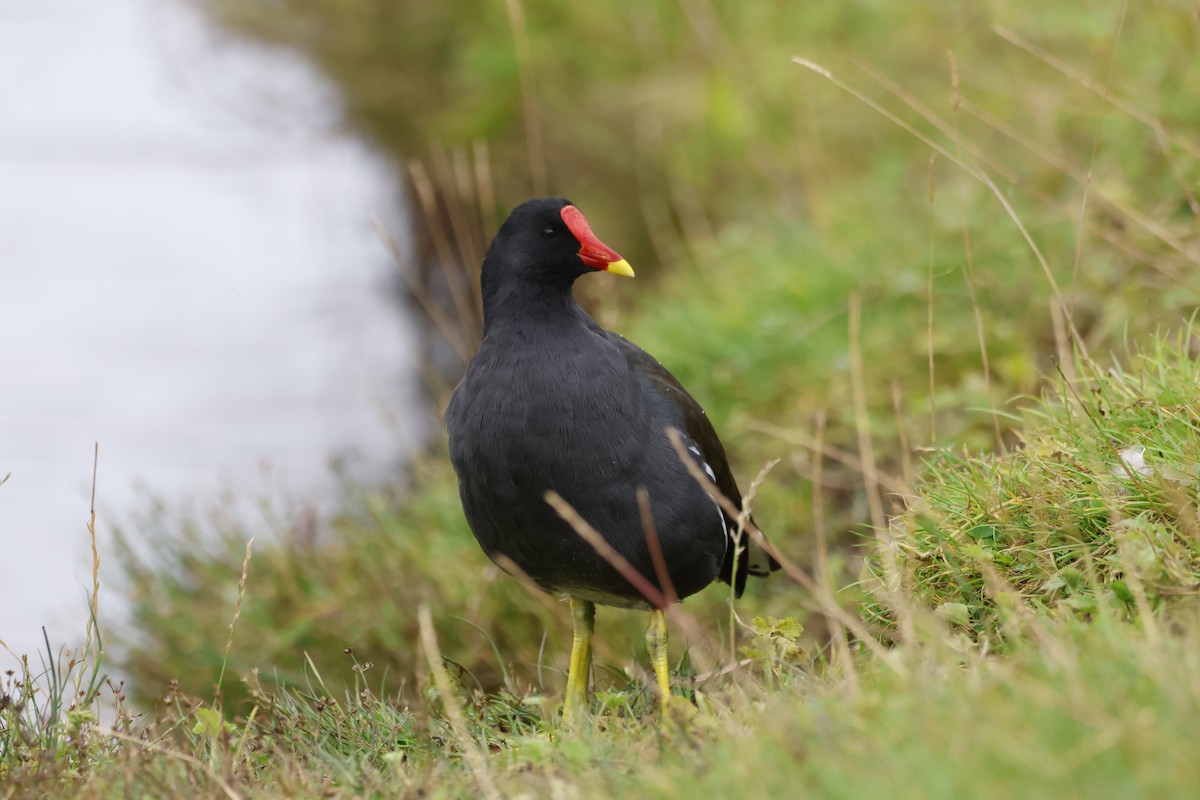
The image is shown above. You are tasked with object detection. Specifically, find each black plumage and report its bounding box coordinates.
[445,197,777,716]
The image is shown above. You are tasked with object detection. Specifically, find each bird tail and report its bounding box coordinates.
[725,515,780,597]
[744,526,778,578]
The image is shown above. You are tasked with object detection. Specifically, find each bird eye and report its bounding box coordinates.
[541,227,556,239]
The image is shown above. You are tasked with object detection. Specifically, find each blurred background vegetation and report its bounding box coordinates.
[115,0,1199,711]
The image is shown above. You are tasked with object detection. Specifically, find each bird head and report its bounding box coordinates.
[484,197,634,287]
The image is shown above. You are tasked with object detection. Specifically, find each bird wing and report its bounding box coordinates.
[601,330,779,595]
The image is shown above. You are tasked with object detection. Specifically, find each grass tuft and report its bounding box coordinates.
[869,323,1200,641]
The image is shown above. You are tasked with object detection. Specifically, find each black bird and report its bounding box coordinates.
[445,197,778,719]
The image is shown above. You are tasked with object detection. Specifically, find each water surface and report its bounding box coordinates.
[0,0,422,662]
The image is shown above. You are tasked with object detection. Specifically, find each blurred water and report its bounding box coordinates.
[0,0,422,663]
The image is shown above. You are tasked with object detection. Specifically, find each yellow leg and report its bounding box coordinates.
[564,598,595,724]
[646,608,671,714]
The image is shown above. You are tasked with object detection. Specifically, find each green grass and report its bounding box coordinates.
[8,331,1200,797]
[871,328,1200,640]
[6,0,1200,795]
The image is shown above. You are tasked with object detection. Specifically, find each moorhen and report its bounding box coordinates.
[446,197,777,720]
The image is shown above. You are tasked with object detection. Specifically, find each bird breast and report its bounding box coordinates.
[452,338,645,479]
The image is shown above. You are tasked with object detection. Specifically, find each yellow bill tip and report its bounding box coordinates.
[605,259,635,278]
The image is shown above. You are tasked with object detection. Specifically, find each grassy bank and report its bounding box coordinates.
[5,330,1200,797]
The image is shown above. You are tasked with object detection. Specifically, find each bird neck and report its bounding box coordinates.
[481,275,587,336]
